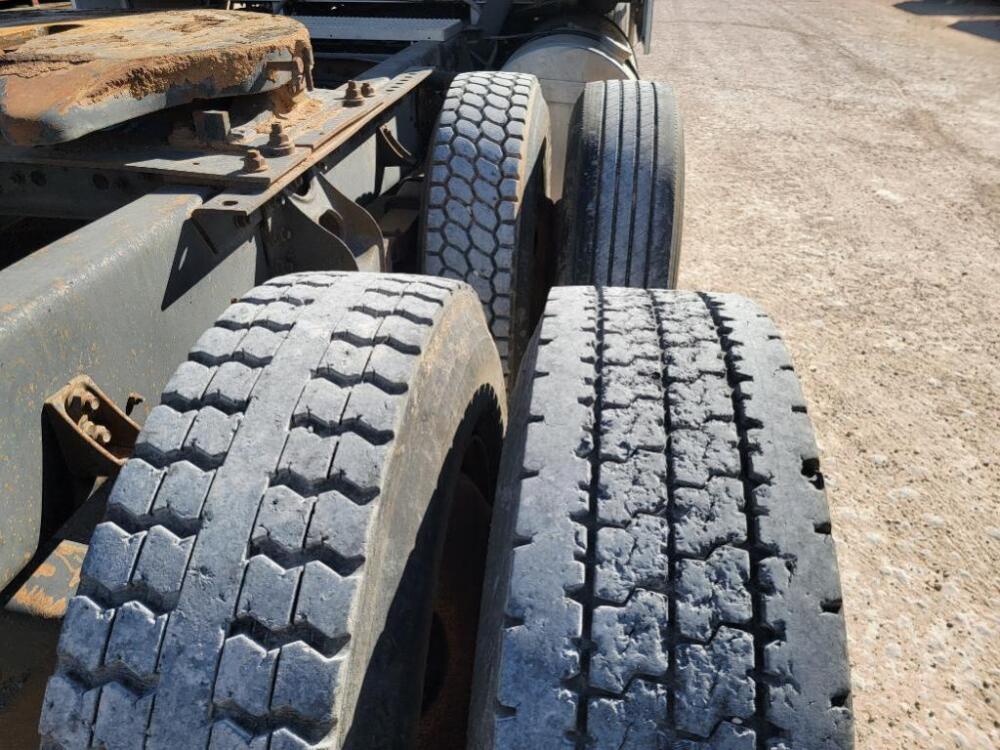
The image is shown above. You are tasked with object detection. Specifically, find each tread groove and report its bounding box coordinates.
[573,287,605,748]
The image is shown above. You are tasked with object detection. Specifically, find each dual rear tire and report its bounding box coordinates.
[420,75,684,380]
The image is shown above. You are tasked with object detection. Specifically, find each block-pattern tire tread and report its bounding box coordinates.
[41,273,467,750]
[423,71,545,375]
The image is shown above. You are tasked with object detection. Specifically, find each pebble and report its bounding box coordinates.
[923,514,946,528]
[890,486,919,501]
[875,188,906,205]
[870,453,889,466]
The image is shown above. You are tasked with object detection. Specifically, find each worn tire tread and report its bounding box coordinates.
[471,287,852,750]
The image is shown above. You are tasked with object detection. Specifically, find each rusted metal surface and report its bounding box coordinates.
[0,10,312,145]
[43,375,139,478]
[4,539,84,619]
[196,65,433,217]
[0,59,430,192]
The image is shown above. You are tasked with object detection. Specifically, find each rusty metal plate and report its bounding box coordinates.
[196,66,432,215]
[4,540,85,619]
[0,10,312,146]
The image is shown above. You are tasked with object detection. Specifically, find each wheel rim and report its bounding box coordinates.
[415,469,491,748]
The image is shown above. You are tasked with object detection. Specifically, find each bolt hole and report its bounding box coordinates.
[222,200,239,206]
[830,690,850,709]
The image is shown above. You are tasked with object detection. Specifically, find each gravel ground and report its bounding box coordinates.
[642,2,1000,748]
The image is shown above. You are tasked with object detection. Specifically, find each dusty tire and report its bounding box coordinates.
[39,273,506,750]
[421,71,550,379]
[560,81,684,288]
[470,287,853,749]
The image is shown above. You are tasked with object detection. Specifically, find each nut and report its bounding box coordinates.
[242,149,268,173]
[343,79,363,106]
[263,122,294,157]
[361,81,375,98]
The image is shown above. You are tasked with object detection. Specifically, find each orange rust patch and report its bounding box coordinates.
[9,585,67,618]
[0,10,311,145]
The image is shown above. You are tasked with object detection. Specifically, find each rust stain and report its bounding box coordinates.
[5,540,85,618]
[9,585,67,618]
[0,10,311,145]
[34,561,56,578]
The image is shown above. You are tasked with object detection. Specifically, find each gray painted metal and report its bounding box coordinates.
[503,30,637,199]
[0,188,263,590]
[641,0,656,53]
[0,142,310,187]
[296,16,461,42]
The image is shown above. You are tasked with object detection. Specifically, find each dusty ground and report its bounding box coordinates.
[643,1,999,748]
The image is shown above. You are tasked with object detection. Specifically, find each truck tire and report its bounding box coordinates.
[40,273,506,750]
[560,81,684,288]
[421,71,550,379]
[470,287,853,749]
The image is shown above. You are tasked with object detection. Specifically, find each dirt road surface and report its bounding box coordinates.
[643,1,999,747]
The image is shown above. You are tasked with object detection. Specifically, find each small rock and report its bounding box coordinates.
[889,486,919,501]
[923,514,946,528]
[870,453,889,466]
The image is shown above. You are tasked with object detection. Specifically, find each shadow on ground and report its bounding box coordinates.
[895,1,1000,41]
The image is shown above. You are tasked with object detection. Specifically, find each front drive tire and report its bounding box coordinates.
[40,273,506,750]
[471,287,853,749]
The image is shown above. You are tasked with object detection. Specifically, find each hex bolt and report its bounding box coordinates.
[361,82,375,98]
[263,122,295,157]
[242,149,268,173]
[344,79,363,106]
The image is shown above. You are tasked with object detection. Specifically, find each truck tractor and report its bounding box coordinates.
[0,1,853,747]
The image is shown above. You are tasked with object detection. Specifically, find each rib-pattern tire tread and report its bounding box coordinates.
[561,81,684,289]
[471,287,852,750]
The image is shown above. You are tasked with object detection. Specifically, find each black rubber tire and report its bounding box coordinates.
[421,71,550,379]
[470,287,853,749]
[39,273,506,750]
[560,80,684,288]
